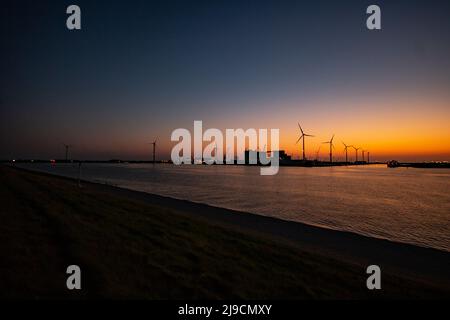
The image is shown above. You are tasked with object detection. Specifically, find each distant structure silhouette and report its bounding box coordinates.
[77,162,82,188]
[212,142,219,162]
[315,146,321,161]
[322,134,335,163]
[296,123,314,161]
[353,146,361,162]
[63,143,71,161]
[342,142,352,163]
[151,139,157,163]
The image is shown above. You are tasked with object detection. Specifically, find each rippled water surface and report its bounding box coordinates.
[18,163,450,252]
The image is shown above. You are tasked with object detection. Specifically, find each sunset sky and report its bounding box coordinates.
[1,0,449,162]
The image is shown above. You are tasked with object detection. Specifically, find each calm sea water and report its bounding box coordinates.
[17,163,450,252]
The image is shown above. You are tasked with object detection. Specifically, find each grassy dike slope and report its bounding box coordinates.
[0,165,447,299]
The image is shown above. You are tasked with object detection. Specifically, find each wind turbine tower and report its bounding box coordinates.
[63,144,71,161]
[342,142,352,163]
[322,134,335,163]
[353,146,361,163]
[151,139,157,163]
[315,146,321,161]
[296,123,314,161]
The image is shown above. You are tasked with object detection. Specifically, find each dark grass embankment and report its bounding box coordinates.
[0,165,449,299]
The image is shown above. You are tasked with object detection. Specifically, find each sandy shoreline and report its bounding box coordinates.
[1,165,449,298]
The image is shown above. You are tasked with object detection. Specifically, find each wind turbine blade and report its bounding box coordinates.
[296,136,302,144]
[298,123,304,135]
[305,134,314,137]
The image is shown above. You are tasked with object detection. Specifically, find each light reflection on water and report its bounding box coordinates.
[18,163,450,252]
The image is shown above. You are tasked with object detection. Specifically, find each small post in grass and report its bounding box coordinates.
[77,161,82,188]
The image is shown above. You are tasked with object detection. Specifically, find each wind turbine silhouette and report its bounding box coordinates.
[362,150,367,163]
[296,123,314,161]
[353,146,361,163]
[150,139,157,163]
[62,143,72,161]
[322,134,335,163]
[315,146,321,161]
[342,142,352,163]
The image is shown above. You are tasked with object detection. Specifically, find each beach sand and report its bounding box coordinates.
[0,165,449,299]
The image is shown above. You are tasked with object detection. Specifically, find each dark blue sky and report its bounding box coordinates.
[1,0,449,160]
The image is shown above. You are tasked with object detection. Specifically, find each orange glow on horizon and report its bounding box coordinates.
[198,93,450,162]
[45,93,450,162]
